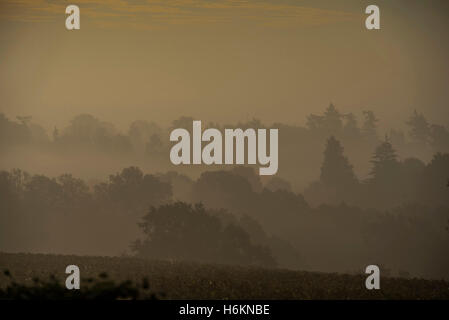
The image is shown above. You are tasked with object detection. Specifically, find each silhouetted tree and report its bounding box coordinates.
[369,137,399,183]
[362,110,378,140]
[94,167,172,216]
[192,170,255,213]
[343,113,360,138]
[57,174,92,209]
[407,110,431,145]
[59,114,132,153]
[306,103,343,135]
[418,153,449,206]
[145,134,164,156]
[306,114,324,131]
[128,120,162,154]
[170,116,195,132]
[322,103,343,134]
[157,171,194,202]
[0,113,31,148]
[389,128,406,149]
[320,136,357,188]
[430,124,449,152]
[132,202,276,267]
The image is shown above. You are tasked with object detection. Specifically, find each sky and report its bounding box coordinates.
[1,0,449,132]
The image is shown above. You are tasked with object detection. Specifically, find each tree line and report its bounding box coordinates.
[1,104,448,195]
[1,164,448,278]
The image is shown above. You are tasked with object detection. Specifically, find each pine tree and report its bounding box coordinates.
[406,110,430,145]
[306,103,342,134]
[369,136,399,182]
[362,110,378,139]
[343,113,360,138]
[323,103,343,134]
[320,136,357,187]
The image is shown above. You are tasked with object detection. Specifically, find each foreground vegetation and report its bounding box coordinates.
[1,252,448,300]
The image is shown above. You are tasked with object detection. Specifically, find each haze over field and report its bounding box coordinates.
[1,0,449,290]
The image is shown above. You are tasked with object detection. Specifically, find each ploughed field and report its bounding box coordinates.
[0,252,448,299]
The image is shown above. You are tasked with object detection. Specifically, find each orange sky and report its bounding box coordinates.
[1,0,449,132]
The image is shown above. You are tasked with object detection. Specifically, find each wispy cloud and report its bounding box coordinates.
[0,0,359,29]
